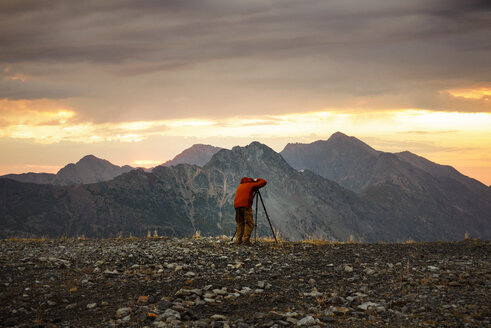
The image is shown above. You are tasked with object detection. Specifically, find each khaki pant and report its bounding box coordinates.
[235,207,254,244]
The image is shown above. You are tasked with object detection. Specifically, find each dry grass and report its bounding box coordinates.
[256,227,285,243]
[301,234,332,245]
[5,236,48,242]
[192,230,202,239]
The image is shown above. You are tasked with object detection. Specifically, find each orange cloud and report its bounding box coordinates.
[448,88,491,100]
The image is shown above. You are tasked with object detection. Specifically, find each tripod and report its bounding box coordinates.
[231,190,278,243]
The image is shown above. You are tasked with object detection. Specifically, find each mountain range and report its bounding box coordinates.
[1,155,133,185]
[0,132,489,241]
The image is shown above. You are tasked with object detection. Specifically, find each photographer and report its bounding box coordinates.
[233,177,267,245]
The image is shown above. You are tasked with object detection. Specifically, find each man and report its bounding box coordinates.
[233,177,267,245]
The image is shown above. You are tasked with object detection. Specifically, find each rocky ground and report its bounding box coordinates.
[0,237,489,327]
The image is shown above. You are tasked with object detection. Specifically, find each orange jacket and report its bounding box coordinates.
[234,177,267,208]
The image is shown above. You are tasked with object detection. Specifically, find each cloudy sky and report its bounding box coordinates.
[1,0,490,184]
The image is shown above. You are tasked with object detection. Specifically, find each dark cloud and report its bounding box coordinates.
[0,77,85,100]
[0,0,489,118]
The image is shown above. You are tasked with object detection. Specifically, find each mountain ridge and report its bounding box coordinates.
[1,155,133,186]
[1,140,489,241]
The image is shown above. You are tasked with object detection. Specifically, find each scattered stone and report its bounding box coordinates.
[103,269,119,276]
[286,317,298,324]
[116,307,132,318]
[358,302,379,311]
[303,288,323,297]
[121,315,131,322]
[297,315,316,326]
[330,306,349,315]
[65,303,77,310]
[162,308,181,320]
[138,295,149,304]
[0,237,488,328]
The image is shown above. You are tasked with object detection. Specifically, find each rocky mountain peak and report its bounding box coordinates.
[206,141,293,177]
[74,154,115,168]
[326,132,378,155]
[77,154,103,163]
[280,132,380,190]
[53,155,133,185]
[162,144,223,167]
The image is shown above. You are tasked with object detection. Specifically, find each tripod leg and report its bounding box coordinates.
[254,191,258,242]
[257,191,278,243]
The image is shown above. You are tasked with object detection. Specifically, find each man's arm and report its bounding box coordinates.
[252,178,267,189]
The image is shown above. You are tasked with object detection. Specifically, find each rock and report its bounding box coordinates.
[86,302,97,309]
[121,315,131,322]
[330,306,349,315]
[303,287,323,297]
[297,315,316,326]
[163,308,181,320]
[286,317,298,324]
[211,314,226,320]
[284,312,299,318]
[344,265,354,272]
[103,269,119,276]
[158,300,172,311]
[116,307,132,318]
[213,288,227,295]
[185,271,196,277]
[331,295,345,305]
[358,302,379,311]
[253,312,265,319]
[138,295,149,304]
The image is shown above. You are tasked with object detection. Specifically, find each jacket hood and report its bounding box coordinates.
[240,177,253,184]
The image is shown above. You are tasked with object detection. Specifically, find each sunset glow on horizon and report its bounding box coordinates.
[1,105,490,184]
[1,1,490,185]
